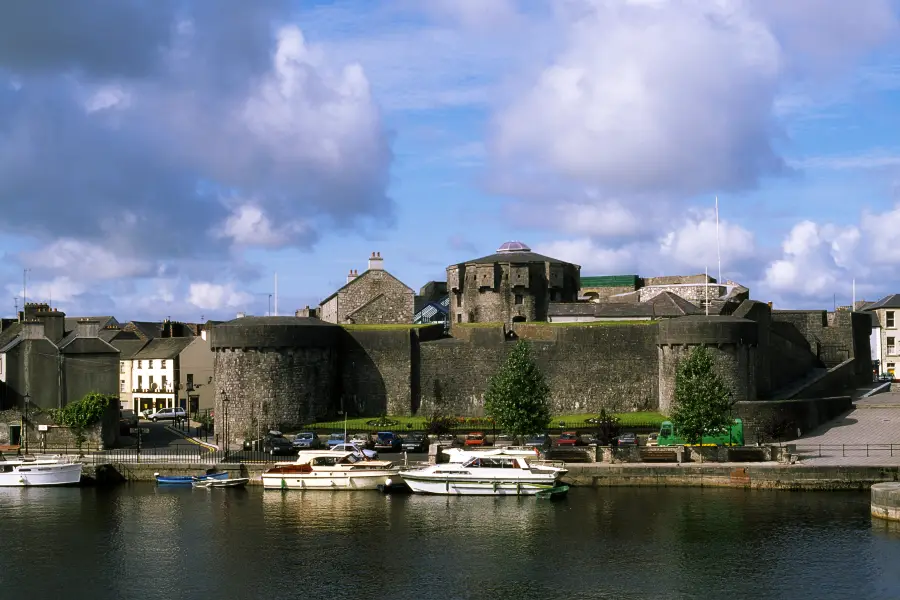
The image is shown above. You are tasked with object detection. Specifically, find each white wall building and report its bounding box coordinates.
[862,295,900,378]
[130,338,193,413]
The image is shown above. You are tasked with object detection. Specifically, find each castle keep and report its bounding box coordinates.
[210,243,872,446]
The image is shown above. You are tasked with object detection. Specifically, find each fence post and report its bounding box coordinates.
[842,444,845,457]
[867,445,869,458]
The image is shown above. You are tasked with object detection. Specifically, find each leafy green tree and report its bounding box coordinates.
[48,392,113,453]
[484,340,551,441]
[670,346,733,446]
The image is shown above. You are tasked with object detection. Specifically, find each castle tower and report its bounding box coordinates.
[657,315,759,413]
[446,241,581,328]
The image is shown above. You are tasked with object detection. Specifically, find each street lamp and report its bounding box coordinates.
[221,390,229,456]
[23,393,30,453]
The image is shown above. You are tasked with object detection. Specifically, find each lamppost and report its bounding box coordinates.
[221,390,229,457]
[23,393,30,453]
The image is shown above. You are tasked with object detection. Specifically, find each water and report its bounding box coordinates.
[1,486,898,600]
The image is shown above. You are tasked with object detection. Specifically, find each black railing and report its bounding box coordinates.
[789,444,900,458]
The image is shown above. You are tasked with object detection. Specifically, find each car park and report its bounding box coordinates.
[292,432,323,450]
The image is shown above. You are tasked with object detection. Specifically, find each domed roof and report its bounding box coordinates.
[496,241,531,253]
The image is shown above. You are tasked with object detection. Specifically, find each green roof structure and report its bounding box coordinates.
[580,275,639,288]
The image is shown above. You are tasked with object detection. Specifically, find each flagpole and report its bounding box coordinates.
[715,196,722,284]
[705,266,709,316]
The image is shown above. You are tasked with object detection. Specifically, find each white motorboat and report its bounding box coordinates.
[261,451,401,490]
[0,455,83,487]
[443,446,542,463]
[400,451,567,496]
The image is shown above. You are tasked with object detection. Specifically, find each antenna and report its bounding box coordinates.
[13,296,18,315]
[715,196,722,284]
[274,272,278,317]
[22,268,30,307]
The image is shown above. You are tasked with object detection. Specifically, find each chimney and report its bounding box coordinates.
[347,269,358,284]
[75,318,100,338]
[34,306,65,343]
[21,319,46,340]
[368,251,383,271]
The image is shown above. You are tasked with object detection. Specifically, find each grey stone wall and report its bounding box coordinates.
[735,396,852,443]
[337,270,414,325]
[658,343,756,413]
[339,329,412,416]
[214,347,337,446]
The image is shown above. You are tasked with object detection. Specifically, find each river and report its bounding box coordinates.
[1,486,898,600]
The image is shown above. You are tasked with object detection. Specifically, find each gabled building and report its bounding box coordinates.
[130,337,194,414]
[319,252,415,325]
[861,294,900,378]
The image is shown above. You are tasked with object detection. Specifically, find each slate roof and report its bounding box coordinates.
[548,292,701,319]
[125,321,163,340]
[132,337,195,360]
[58,331,119,354]
[0,323,21,350]
[111,339,149,360]
[862,294,900,311]
[64,316,118,331]
[462,251,578,266]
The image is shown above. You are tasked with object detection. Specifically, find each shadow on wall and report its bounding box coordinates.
[338,331,389,419]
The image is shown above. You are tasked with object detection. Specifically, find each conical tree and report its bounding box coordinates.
[670,346,733,446]
[483,340,551,441]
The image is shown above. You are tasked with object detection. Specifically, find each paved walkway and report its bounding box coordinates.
[792,391,900,465]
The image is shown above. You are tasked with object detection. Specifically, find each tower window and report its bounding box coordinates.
[514,294,523,305]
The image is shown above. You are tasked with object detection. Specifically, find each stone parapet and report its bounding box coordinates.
[871,482,900,521]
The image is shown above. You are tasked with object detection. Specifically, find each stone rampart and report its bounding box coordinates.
[734,396,852,443]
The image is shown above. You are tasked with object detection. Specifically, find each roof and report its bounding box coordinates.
[111,339,149,359]
[58,333,119,354]
[581,275,640,288]
[217,316,335,327]
[64,316,118,332]
[319,269,414,305]
[496,241,531,253]
[414,301,449,323]
[132,337,195,360]
[461,250,579,266]
[0,323,21,350]
[862,294,900,311]
[547,293,700,319]
[124,321,163,340]
[648,291,702,316]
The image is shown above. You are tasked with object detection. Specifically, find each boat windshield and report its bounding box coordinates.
[463,457,520,469]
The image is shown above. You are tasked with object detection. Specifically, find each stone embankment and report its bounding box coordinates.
[871,482,900,521]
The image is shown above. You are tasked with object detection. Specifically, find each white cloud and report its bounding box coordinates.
[553,200,648,238]
[6,276,86,304]
[22,238,153,280]
[187,282,253,311]
[534,238,639,274]
[217,203,309,248]
[660,211,756,272]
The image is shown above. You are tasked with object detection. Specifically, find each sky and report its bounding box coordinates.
[2,0,900,322]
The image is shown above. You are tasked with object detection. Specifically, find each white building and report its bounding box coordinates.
[862,294,900,378]
[130,338,194,414]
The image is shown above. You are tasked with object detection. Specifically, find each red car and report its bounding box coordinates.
[464,432,486,447]
[555,431,580,447]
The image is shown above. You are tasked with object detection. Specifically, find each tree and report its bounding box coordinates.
[670,346,733,446]
[483,340,551,441]
[48,392,114,454]
[589,409,620,446]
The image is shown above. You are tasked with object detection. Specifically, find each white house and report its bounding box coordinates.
[130,338,193,414]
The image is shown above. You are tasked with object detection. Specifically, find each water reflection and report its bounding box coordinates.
[0,486,897,600]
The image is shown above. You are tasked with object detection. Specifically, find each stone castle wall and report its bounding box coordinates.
[337,270,414,325]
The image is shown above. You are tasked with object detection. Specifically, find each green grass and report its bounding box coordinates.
[304,411,667,431]
[341,324,434,330]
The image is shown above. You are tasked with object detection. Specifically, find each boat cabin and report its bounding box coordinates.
[462,456,528,469]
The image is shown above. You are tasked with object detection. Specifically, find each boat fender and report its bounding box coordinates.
[154,472,160,477]
[385,478,393,487]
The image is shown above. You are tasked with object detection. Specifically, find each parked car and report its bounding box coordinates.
[437,433,461,448]
[244,431,296,455]
[326,433,347,448]
[646,433,659,447]
[292,432,323,450]
[555,431,581,447]
[349,433,373,449]
[374,431,402,452]
[493,434,515,448]
[464,432,487,447]
[617,432,638,447]
[402,433,430,453]
[524,434,552,451]
[147,407,187,422]
[330,442,378,459]
[139,408,155,420]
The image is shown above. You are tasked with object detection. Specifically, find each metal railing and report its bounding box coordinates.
[789,444,900,458]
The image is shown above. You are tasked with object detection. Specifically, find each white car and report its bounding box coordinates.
[330,443,378,459]
[147,407,187,422]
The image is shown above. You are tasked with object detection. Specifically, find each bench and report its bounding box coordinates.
[545,448,593,463]
[727,448,767,462]
[639,448,679,463]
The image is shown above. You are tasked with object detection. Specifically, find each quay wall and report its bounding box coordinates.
[84,461,900,490]
[871,482,900,521]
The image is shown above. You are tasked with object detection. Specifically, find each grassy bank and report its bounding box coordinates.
[306,411,667,431]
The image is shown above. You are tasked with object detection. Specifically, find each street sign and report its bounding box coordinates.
[130,427,150,435]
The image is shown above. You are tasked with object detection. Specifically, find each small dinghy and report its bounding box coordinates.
[192,477,249,489]
[535,485,569,500]
[155,470,229,486]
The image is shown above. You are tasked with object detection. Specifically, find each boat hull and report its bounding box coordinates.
[400,474,559,496]
[261,470,399,490]
[0,462,83,487]
[156,472,229,486]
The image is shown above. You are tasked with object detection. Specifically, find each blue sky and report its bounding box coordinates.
[2,0,900,322]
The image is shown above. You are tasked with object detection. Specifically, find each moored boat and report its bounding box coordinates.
[399,451,567,496]
[443,446,542,463]
[261,451,400,490]
[155,471,229,486]
[0,455,83,487]
[193,477,249,489]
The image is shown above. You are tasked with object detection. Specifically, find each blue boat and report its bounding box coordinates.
[155,471,229,486]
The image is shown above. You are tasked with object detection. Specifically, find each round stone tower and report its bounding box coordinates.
[210,316,341,447]
[657,315,759,414]
[446,241,581,327]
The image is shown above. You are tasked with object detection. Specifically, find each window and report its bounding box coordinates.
[120,362,124,374]
[161,375,167,390]
[889,337,896,355]
[137,375,143,389]
[137,360,142,369]
[514,294,523,305]
[186,374,194,390]
[120,380,125,392]
[160,359,166,368]
[149,376,155,389]
[456,294,461,308]
[888,311,895,328]
[149,360,154,368]
[457,313,462,323]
